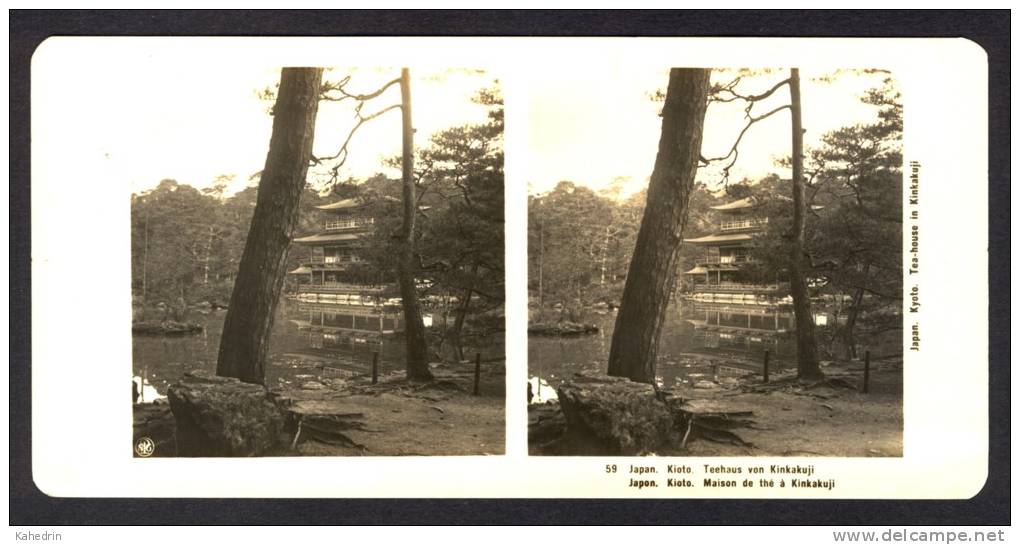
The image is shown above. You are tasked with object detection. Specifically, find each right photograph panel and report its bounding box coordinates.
[527,67,903,457]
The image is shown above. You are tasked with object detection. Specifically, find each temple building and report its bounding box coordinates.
[287,198,386,301]
[682,197,779,300]
[287,197,401,308]
[287,197,406,334]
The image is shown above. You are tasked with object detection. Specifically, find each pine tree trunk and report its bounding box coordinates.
[141,212,149,317]
[607,68,710,384]
[216,67,323,385]
[842,263,870,359]
[451,280,475,363]
[397,68,434,382]
[788,68,824,380]
[843,289,864,359]
[600,226,609,285]
[538,219,544,318]
[202,226,214,284]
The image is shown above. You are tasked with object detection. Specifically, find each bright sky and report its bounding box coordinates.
[82,66,496,196]
[40,54,888,201]
[527,67,892,198]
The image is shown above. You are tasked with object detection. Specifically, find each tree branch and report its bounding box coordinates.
[710,77,791,104]
[846,283,901,300]
[320,76,401,103]
[311,103,402,184]
[700,104,791,183]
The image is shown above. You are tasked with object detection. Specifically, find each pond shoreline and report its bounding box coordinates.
[133,298,505,398]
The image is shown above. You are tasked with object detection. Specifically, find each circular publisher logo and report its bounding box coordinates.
[135,437,155,457]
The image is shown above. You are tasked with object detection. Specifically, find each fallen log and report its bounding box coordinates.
[527,321,599,337]
[290,413,372,451]
[133,320,203,336]
[669,397,759,448]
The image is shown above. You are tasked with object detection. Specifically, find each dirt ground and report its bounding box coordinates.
[530,356,902,457]
[282,360,506,456]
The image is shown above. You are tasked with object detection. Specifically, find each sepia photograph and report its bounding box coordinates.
[528,67,904,457]
[126,66,505,457]
[26,34,993,503]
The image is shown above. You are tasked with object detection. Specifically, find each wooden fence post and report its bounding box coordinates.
[763,350,770,383]
[371,351,379,385]
[863,350,871,394]
[473,352,481,396]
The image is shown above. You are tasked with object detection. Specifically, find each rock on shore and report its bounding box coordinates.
[167,371,287,456]
[556,372,678,455]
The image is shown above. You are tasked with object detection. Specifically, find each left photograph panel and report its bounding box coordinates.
[128,66,505,457]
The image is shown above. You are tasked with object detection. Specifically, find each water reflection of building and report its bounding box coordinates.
[685,302,793,361]
[288,198,389,302]
[292,302,403,338]
[683,197,780,300]
[287,302,399,373]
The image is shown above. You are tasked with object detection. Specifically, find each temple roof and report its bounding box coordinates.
[315,197,430,211]
[684,263,742,274]
[684,233,752,245]
[710,197,755,211]
[293,232,360,244]
[288,266,313,274]
[315,198,364,211]
[685,263,741,273]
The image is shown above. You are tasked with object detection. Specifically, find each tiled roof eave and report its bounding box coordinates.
[293,232,361,244]
[683,233,753,245]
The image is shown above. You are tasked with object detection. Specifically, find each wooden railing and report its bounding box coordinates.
[306,256,362,265]
[720,218,767,231]
[325,218,373,231]
[297,283,387,294]
[692,283,780,293]
[699,255,755,264]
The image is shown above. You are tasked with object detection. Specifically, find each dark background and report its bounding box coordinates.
[10,9,1010,525]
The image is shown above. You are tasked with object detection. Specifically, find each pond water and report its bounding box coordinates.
[132,298,503,398]
[528,302,800,402]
